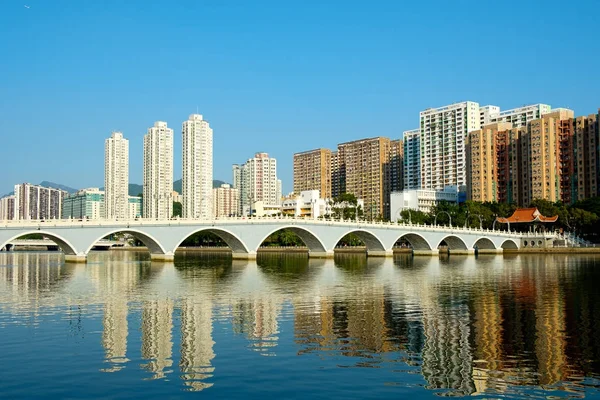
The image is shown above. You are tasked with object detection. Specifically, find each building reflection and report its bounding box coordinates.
[0,252,75,318]
[2,251,600,396]
[232,297,282,355]
[92,253,146,373]
[141,298,174,379]
[180,297,215,391]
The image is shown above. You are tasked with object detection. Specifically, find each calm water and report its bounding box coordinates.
[1,251,600,399]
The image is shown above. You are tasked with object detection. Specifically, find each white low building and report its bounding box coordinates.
[281,190,366,219]
[281,190,328,218]
[390,186,459,221]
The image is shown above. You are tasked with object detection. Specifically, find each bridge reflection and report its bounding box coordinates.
[0,252,599,395]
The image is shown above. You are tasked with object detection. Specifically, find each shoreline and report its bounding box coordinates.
[107,246,600,254]
[4,246,599,255]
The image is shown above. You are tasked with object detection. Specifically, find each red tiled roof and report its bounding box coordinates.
[496,207,558,224]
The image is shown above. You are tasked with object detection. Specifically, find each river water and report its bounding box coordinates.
[1,251,599,399]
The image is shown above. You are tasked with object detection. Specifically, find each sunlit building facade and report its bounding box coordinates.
[182,114,213,219]
[143,121,174,219]
[104,131,129,219]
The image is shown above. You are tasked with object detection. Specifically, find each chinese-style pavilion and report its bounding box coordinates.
[495,207,558,232]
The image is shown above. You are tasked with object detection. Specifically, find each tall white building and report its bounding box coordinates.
[232,153,281,216]
[13,183,67,220]
[403,129,421,190]
[143,121,174,219]
[420,101,480,190]
[105,131,129,219]
[479,105,500,127]
[182,114,213,219]
[0,195,15,220]
[482,103,552,127]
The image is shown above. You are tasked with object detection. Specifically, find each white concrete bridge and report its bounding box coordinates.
[0,217,552,262]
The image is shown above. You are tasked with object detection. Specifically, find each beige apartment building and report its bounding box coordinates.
[468,108,600,206]
[296,138,404,220]
[212,184,239,217]
[389,139,404,193]
[527,109,574,202]
[337,137,392,220]
[574,112,599,201]
[293,148,332,198]
[466,122,512,203]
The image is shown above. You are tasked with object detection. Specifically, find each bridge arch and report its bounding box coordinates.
[256,226,327,253]
[333,229,386,252]
[84,229,167,255]
[437,235,468,250]
[173,227,250,254]
[501,239,519,250]
[0,230,78,256]
[395,233,432,251]
[473,237,496,250]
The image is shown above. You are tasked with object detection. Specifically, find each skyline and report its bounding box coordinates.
[1,0,600,196]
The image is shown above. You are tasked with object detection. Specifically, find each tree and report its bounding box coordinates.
[399,209,430,225]
[331,193,362,220]
[173,202,182,218]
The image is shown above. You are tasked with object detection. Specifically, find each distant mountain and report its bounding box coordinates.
[39,181,78,193]
[2,181,78,197]
[128,183,143,196]
[173,179,228,194]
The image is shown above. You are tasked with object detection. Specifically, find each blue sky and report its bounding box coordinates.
[1,0,599,196]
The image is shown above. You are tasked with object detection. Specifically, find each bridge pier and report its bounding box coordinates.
[232,251,257,260]
[367,250,394,257]
[150,253,175,262]
[413,249,439,256]
[308,251,335,258]
[65,254,87,263]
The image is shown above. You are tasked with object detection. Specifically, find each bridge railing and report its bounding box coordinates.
[0,215,542,238]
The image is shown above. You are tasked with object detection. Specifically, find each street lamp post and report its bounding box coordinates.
[493,215,510,232]
[434,211,452,227]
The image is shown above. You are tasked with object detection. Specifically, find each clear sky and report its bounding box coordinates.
[1,0,599,196]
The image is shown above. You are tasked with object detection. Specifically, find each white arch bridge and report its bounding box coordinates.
[0,217,551,262]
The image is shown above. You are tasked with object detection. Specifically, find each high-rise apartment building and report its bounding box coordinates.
[212,184,239,217]
[293,149,332,198]
[466,108,600,206]
[528,109,574,202]
[420,101,480,190]
[0,195,15,220]
[389,139,404,193]
[62,188,105,220]
[232,153,281,216]
[479,105,500,127]
[143,121,174,219]
[487,104,552,128]
[403,129,421,190]
[574,111,599,201]
[337,137,391,219]
[182,114,213,219]
[104,131,129,220]
[331,150,344,198]
[466,122,513,203]
[13,183,67,220]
